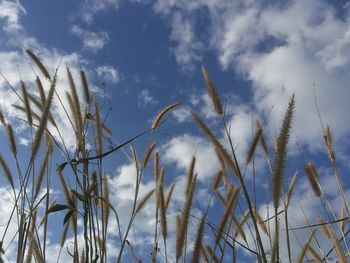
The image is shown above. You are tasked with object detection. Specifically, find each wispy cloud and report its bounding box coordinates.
[169,12,203,71]
[137,89,157,108]
[80,0,120,23]
[172,106,191,123]
[71,25,109,52]
[0,0,26,32]
[96,65,119,83]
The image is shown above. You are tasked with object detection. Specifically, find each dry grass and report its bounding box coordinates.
[0,52,349,263]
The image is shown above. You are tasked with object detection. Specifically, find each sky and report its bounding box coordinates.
[1,0,350,262]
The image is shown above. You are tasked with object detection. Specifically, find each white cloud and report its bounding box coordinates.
[2,1,350,261]
[72,0,350,152]
[0,47,88,150]
[169,12,203,71]
[71,25,109,52]
[224,105,257,159]
[137,89,156,107]
[0,3,108,153]
[239,172,348,262]
[0,5,106,261]
[143,0,350,154]
[172,106,191,123]
[106,162,205,260]
[317,26,350,70]
[80,0,120,23]
[0,187,21,261]
[217,6,262,68]
[96,65,119,83]
[161,133,219,180]
[0,0,26,32]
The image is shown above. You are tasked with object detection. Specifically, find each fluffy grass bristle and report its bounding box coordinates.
[67,67,83,135]
[186,156,196,196]
[192,112,239,177]
[296,230,315,263]
[165,181,175,210]
[20,80,33,126]
[80,70,90,104]
[158,183,167,240]
[26,49,51,81]
[211,169,223,191]
[285,172,298,208]
[0,109,5,124]
[253,209,269,236]
[204,245,219,263]
[0,154,14,189]
[176,175,197,262]
[154,151,159,180]
[329,225,347,262]
[35,76,46,104]
[246,125,262,164]
[6,124,17,156]
[318,217,330,239]
[94,98,103,156]
[272,94,294,209]
[102,175,110,227]
[324,125,336,162]
[135,189,155,215]
[201,66,223,116]
[31,74,57,160]
[215,186,239,245]
[34,145,51,200]
[142,142,156,169]
[151,102,181,130]
[256,120,269,156]
[191,214,206,263]
[307,244,323,263]
[304,161,321,197]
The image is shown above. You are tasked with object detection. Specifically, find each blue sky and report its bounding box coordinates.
[1,0,350,262]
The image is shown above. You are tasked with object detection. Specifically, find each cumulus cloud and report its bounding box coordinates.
[317,26,350,70]
[161,133,219,181]
[143,0,350,155]
[71,25,109,52]
[229,2,350,151]
[2,0,350,261]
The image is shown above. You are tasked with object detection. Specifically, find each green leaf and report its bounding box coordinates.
[71,189,87,202]
[87,182,98,195]
[57,162,68,172]
[63,210,74,225]
[48,204,69,214]
[86,112,93,119]
[71,162,78,172]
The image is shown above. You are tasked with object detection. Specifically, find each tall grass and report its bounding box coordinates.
[0,53,349,262]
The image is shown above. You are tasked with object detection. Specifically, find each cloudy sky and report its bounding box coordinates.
[1,0,350,262]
